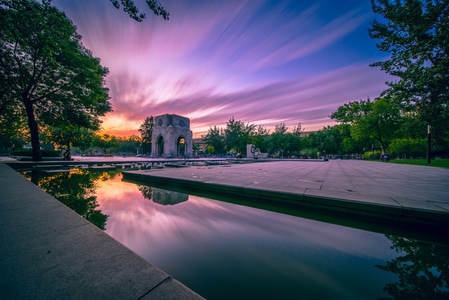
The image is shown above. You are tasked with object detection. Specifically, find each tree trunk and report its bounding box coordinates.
[23,97,42,161]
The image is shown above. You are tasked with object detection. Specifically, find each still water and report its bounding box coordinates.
[23,169,449,300]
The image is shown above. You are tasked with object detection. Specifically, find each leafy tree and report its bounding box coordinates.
[138,116,154,154]
[203,126,225,155]
[0,0,111,160]
[117,135,140,154]
[224,117,256,155]
[109,0,169,21]
[274,122,289,135]
[269,122,301,157]
[250,125,270,153]
[47,125,94,154]
[369,0,449,147]
[331,97,402,153]
[92,134,120,155]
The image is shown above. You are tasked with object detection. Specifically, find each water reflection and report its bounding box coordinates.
[22,170,449,299]
[377,236,449,300]
[137,185,189,205]
[22,168,120,229]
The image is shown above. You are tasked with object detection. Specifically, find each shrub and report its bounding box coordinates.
[12,149,61,157]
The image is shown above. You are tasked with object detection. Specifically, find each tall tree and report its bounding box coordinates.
[138,116,154,154]
[369,0,449,145]
[0,0,111,160]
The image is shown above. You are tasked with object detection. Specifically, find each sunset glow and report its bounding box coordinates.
[53,0,392,137]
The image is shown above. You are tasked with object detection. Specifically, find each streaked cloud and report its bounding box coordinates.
[54,0,392,137]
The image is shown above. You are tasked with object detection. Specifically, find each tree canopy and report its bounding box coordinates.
[331,97,402,153]
[0,0,111,160]
[369,0,449,142]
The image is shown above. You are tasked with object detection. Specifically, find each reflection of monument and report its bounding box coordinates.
[151,114,193,158]
[152,188,188,205]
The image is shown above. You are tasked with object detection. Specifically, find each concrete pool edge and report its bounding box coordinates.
[121,162,449,234]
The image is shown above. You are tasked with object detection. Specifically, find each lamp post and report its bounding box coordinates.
[427,124,431,164]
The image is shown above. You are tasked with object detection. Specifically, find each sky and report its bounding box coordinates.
[53,0,393,138]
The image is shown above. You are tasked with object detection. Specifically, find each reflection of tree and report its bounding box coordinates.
[25,169,121,230]
[377,235,449,300]
[138,185,153,201]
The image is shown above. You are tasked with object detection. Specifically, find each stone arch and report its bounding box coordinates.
[155,135,164,157]
[177,136,186,157]
[151,114,192,158]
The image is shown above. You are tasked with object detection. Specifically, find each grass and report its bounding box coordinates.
[390,158,449,168]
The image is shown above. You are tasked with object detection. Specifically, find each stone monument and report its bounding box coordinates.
[151,114,193,158]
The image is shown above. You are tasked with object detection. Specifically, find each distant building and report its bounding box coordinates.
[151,114,192,158]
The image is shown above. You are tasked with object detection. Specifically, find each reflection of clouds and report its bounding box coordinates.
[54,0,391,136]
[96,178,394,262]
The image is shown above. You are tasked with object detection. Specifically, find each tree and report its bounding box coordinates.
[331,97,402,153]
[48,125,94,154]
[138,116,154,154]
[109,0,169,22]
[223,117,256,155]
[203,126,225,155]
[92,134,119,155]
[369,0,449,148]
[0,0,111,160]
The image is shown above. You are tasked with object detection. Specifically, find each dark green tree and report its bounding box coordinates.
[223,117,256,155]
[138,116,154,155]
[0,0,111,160]
[203,126,225,155]
[369,0,449,149]
[48,125,94,154]
[92,134,120,155]
[331,97,402,153]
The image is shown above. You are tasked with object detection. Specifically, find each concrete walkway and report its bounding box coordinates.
[123,160,449,231]
[0,162,203,299]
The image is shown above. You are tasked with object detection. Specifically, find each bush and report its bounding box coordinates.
[11,149,62,157]
[363,150,382,160]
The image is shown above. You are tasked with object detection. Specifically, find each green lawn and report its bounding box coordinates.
[390,158,449,168]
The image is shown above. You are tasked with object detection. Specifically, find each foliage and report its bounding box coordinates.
[109,0,169,21]
[391,158,449,168]
[46,125,95,152]
[114,135,140,154]
[138,116,154,154]
[331,97,403,153]
[11,149,61,157]
[224,116,256,154]
[369,0,449,146]
[0,0,111,160]
[203,126,225,155]
[388,138,427,159]
[92,134,120,155]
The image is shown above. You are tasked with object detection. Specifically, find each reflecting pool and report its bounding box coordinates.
[23,169,449,300]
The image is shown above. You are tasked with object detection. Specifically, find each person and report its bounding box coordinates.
[63,149,71,160]
[380,153,389,162]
